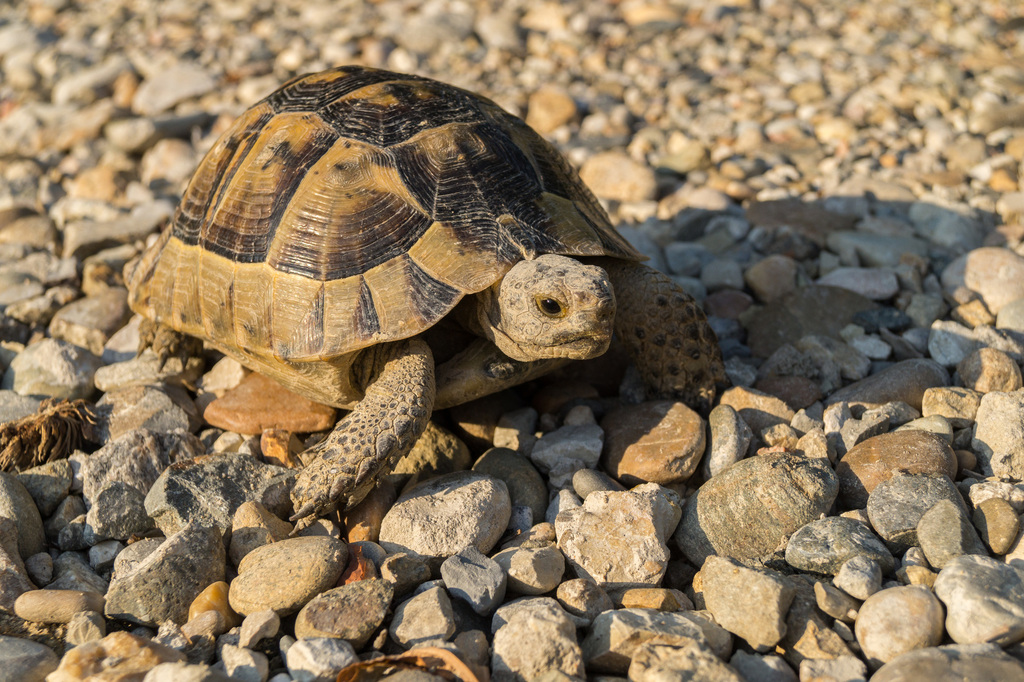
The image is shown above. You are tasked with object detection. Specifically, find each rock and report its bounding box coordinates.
[0,472,45,558]
[49,631,187,679]
[800,656,868,681]
[744,255,799,303]
[942,247,1024,315]
[743,286,878,358]
[104,521,225,626]
[556,579,614,628]
[972,390,1024,478]
[228,500,293,566]
[675,453,838,566]
[0,635,58,680]
[826,359,948,411]
[17,459,73,518]
[228,536,347,616]
[220,644,268,682]
[628,641,744,682]
[717,386,795,435]
[380,552,432,598]
[390,585,455,648]
[132,64,216,116]
[202,372,336,434]
[785,516,894,575]
[872,643,1024,681]
[702,556,796,651]
[188,580,239,630]
[2,338,102,400]
[702,403,753,478]
[579,151,657,202]
[836,430,957,509]
[571,468,626,499]
[378,472,511,562]
[13,589,104,624]
[47,288,131,356]
[65,611,106,648]
[525,85,577,134]
[389,421,470,490]
[144,454,292,539]
[238,609,280,649]
[294,578,393,648]
[580,608,709,675]
[916,499,987,569]
[95,383,200,441]
[928,320,978,367]
[441,546,507,615]
[973,497,1020,555]
[491,599,585,681]
[817,267,899,300]
[934,554,1024,645]
[958,348,1023,393]
[920,387,982,428]
[283,637,357,682]
[86,480,154,541]
[814,581,860,623]
[556,484,679,587]
[530,423,603,487]
[729,651,798,682]
[493,544,564,595]
[81,428,204,504]
[866,473,967,553]
[49,550,108,594]
[471,447,547,523]
[600,401,704,486]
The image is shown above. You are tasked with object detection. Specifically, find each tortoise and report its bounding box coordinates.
[126,65,725,529]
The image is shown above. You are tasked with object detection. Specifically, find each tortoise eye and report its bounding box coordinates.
[536,297,565,318]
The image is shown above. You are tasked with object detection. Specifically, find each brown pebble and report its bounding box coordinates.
[14,589,105,624]
[188,581,241,629]
[181,608,228,640]
[718,386,796,435]
[705,289,754,319]
[600,400,705,487]
[617,587,691,611]
[836,430,957,509]
[754,375,823,411]
[203,372,336,435]
[973,497,1020,555]
[955,449,976,473]
[341,478,395,543]
[957,347,1023,394]
[260,429,303,468]
[339,544,379,585]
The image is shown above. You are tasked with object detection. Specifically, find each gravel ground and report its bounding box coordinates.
[2,0,1024,680]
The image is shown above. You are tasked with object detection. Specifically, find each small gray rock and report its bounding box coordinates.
[1,338,102,400]
[866,472,966,552]
[492,600,584,681]
[917,499,987,569]
[785,516,894,575]
[389,585,456,649]
[17,459,73,517]
[0,635,58,682]
[0,472,45,558]
[702,556,796,651]
[86,480,154,541]
[81,428,204,505]
[834,555,883,600]
[284,637,357,682]
[934,554,1024,646]
[440,546,506,615]
[872,643,1024,682]
[492,544,564,596]
[581,608,708,675]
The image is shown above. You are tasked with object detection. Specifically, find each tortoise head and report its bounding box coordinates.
[475,254,615,362]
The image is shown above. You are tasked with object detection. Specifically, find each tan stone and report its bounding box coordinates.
[14,589,105,624]
[202,372,336,434]
[718,386,796,435]
[957,347,1023,394]
[836,431,957,509]
[341,478,396,543]
[46,631,185,682]
[618,587,690,611]
[601,401,705,486]
[525,85,577,134]
[188,580,241,629]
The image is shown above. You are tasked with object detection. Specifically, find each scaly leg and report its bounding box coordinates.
[290,338,435,530]
[600,259,726,413]
[137,318,203,369]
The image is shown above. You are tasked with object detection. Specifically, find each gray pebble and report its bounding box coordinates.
[17,459,72,518]
[0,635,58,681]
[785,516,894,575]
[284,637,357,682]
[390,585,456,649]
[866,472,966,552]
[0,472,45,559]
[1,338,102,400]
[934,554,1024,646]
[917,499,987,569]
[440,546,507,616]
[86,480,154,541]
[834,555,883,601]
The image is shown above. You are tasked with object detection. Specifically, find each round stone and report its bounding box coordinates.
[228,536,347,616]
[836,430,957,509]
[854,586,944,668]
[600,400,705,487]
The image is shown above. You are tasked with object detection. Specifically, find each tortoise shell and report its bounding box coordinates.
[128,66,642,362]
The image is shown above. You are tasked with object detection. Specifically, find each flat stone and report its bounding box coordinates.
[379,471,511,562]
[441,546,507,615]
[920,386,982,428]
[85,480,154,541]
[94,383,200,441]
[836,430,957,509]
[717,386,796,435]
[389,585,455,649]
[600,400,705,486]
[229,536,347,617]
[825,359,948,411]
[144,453,293,539]
[202,372,336,435]
[958,347,1023,394]
[492,598,585,681]
[294,578,393,648]
[47,288,131,356]
[872,643,1024,681]
[933,554,1024,646]
[579,151,657,202]
[917,499,987,569]
[743,285,878,358]
[785,516,894,575]
[2,338,102,400]
[132,64,216,116]
[674,453,838,566]
[104,520,225,626]
[556,484,679,588]
[817,267,899,300]
[701,403,753,478]
[530,423,603,487]
[866,472,966,553]
[702,556,795,651]
[580,608,709,675]
[493,544,564,595]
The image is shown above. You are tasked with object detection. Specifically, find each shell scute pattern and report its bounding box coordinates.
[129,66,643,363]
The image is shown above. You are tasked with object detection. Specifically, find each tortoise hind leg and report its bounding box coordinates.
[600,259,726,414]
[289,338,435,531]
[137,318,203,369]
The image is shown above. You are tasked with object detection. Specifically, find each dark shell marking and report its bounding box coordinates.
[129,65,641,362]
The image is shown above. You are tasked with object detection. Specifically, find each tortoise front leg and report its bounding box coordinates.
[600,259,726,413]
[289,338,435,530]
[433,338,568,410]
[137,318,203,368]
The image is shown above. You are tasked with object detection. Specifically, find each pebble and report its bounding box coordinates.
[825,359,949,411]
[556,484,679,587]
[834,555,884,601]
[144,453,292,538]
[836,430,957,509]
[817,267,900,301]
[555,579,614,628]
[729,651,798,682]
[48,631,185,679]
[578,151,657,202]
[785,516,894,575]
[188,580,239,629]
[94,383,200,441]
[283,637,357,682]
[854,586,945,669]
[580,608,709,675]
[202,372,336,435]
[228,536,347,617]
[80,428,204,505]
[957,347,1023,393]
[0,472,45,558]
[866,472,968,553]
[238,609,280,649]
[471,447,548,523]
[220,644,268,682]
[294,578,392,647]
[131,64,216,116]
[530,423,603,487]
[972,497,1020,555]
[85,480,154,540]
[228,500,293,566]
[493,544,564,595]
[916,499,987,569]
[872,643,1024,681]
[600,400,704,486]
[674,453,837,566]
[47,288,131,356]
[701,556,795,651]
[13,589,104,624]
[0,635,59,681]
[933,554,1024,646]
[379,552,432,598]
[629,641,743,682]
[389,585,456,649]
[104,520,224,626]
[717,385,795,435]
[972,390,1024,478]
[17,459,73,518]
[492,599,585,681]
[1,337,103,400]
[920,386,982,428]
[378,471,511,562]
[943,247,1024,315]
[440,546,506,616]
